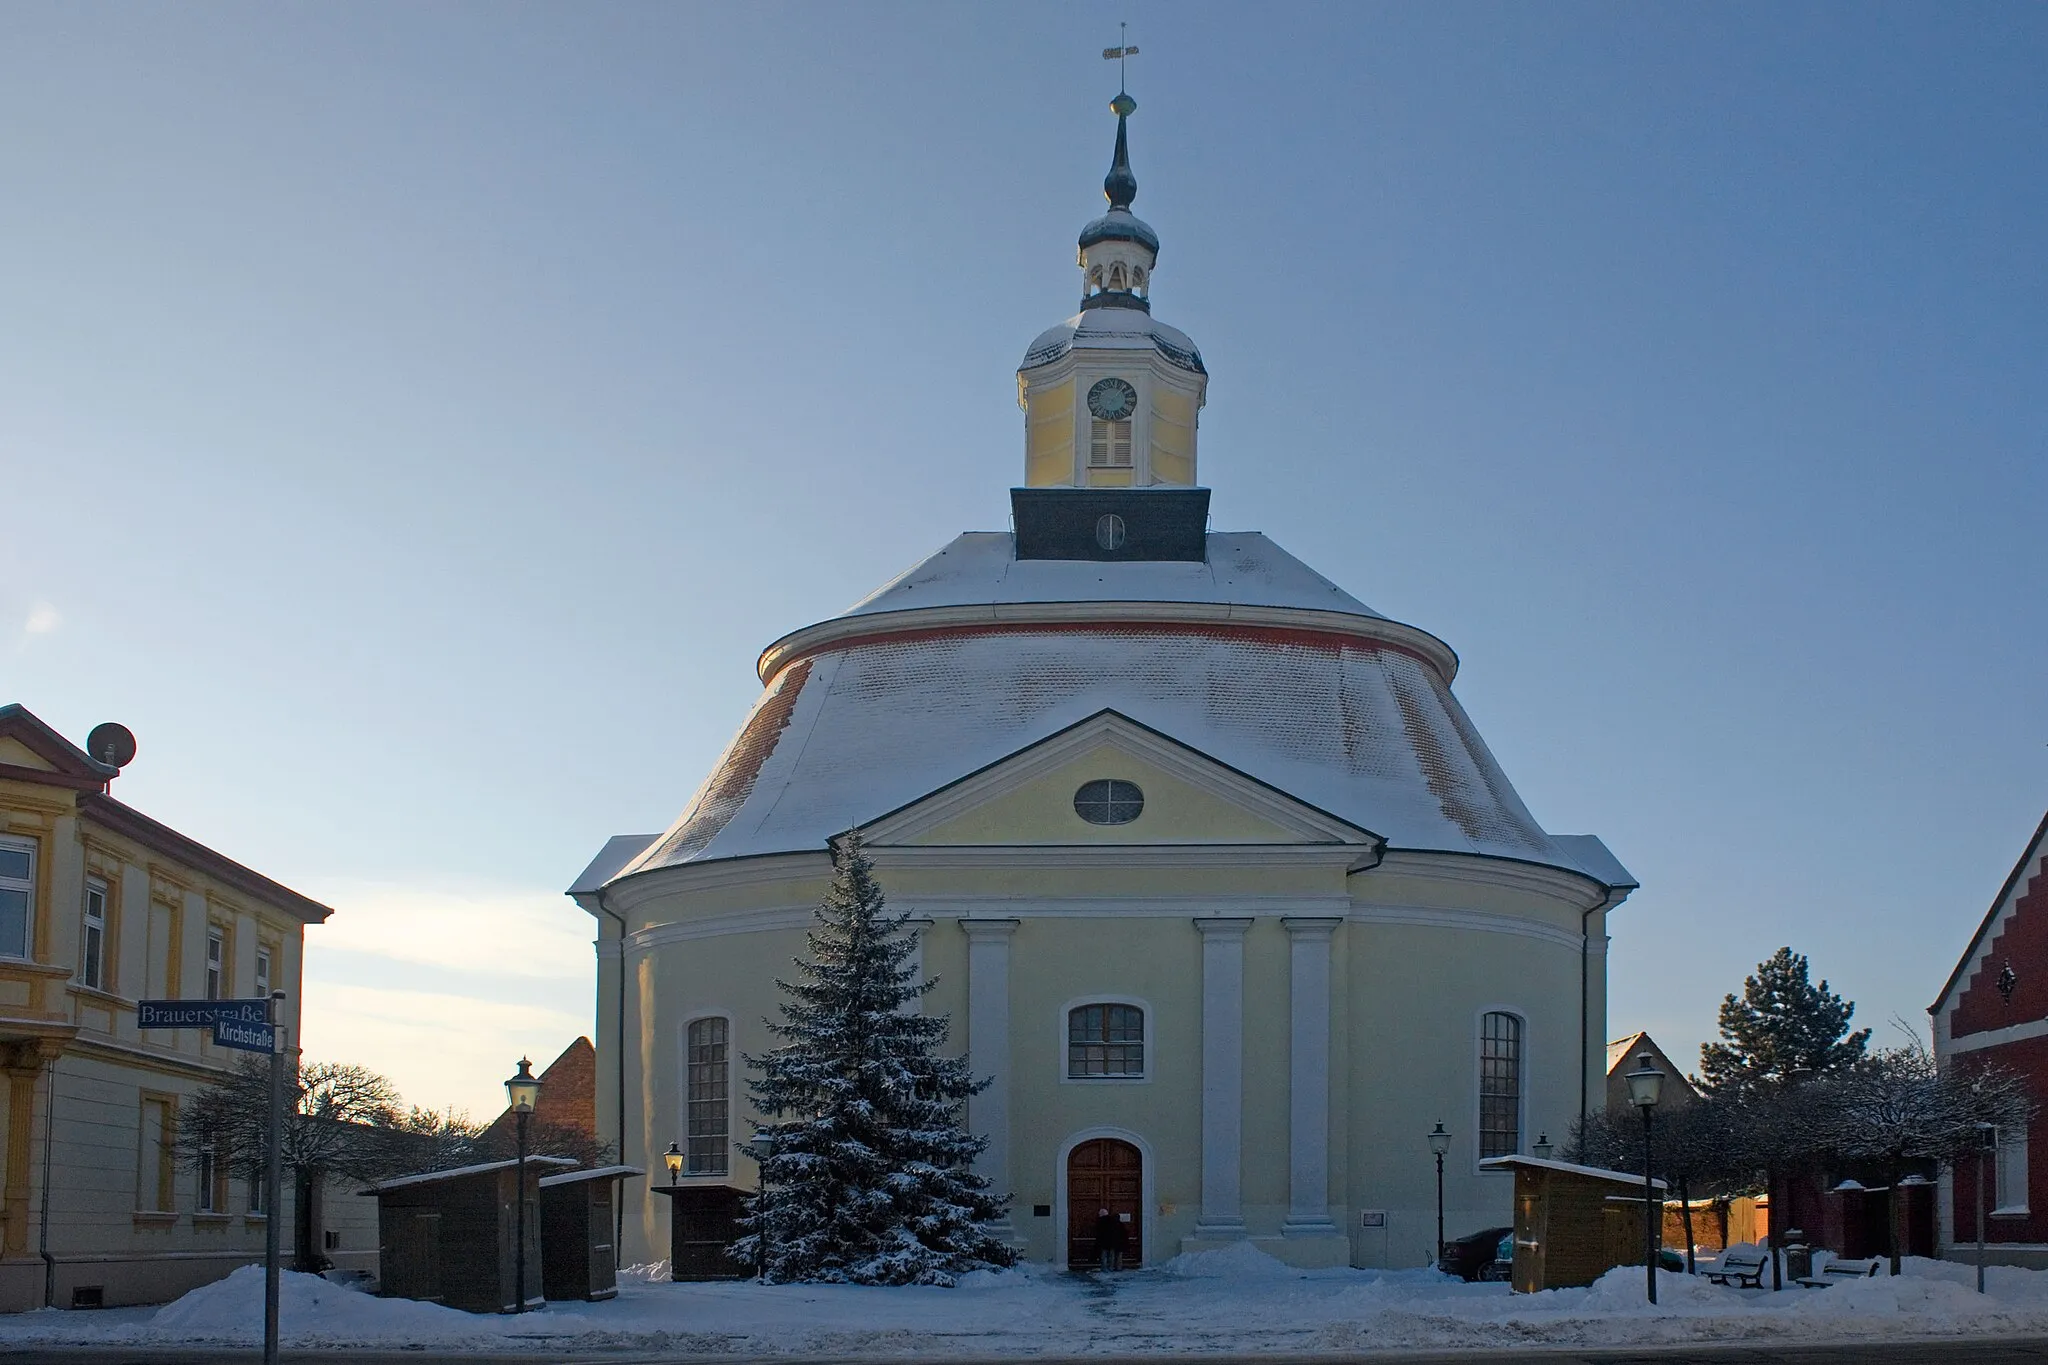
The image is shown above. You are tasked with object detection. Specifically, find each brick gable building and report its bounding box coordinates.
[1931,809,2048,1267]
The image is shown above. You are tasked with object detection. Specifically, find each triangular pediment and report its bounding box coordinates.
[859,710,1382,850]
[0,704,116,790]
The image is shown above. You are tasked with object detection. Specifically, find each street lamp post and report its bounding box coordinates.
[1623,1052,1665,1305]
[1427,1121,1451,1269]
[504,1058,543,1314]
[664,1141,683,1189]
[1532,1133,1553,1161]
[1977,1122,1996,1293]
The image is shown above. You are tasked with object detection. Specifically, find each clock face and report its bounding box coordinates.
[1087,377,1139,422]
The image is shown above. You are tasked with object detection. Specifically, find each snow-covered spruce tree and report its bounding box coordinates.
[732,831,1014,1285]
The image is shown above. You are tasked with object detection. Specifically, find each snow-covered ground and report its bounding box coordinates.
[6,1244,2048,1356]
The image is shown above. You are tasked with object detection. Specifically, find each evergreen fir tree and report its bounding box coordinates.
[733,831,1015,1285]
[1698,946,1871,1097]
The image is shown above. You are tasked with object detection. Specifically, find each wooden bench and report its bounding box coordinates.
[1797,1258,1882,1288]
[1703,1248,1769,1288]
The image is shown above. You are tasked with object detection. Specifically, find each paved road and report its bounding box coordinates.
[6,1340,2048,1365]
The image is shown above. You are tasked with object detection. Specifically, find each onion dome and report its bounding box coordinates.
[1079,92,1160,259]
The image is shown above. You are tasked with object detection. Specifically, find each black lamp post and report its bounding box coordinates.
[664,1142,683,1189]
[1976,1122,1996,1293]
[504,1058,543,1313]
[1532,1133,1553,1161]
[1623,1052,1665,1304]
[1427,1121,1451,1268]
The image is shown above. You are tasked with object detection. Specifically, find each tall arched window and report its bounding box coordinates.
[1068,1003,1145,1079]
[1479,1012,1523,1159]
[685,1017,730,1176]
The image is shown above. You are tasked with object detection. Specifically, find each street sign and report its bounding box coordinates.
[137,998,271,1029]
[212,1017,276,1053]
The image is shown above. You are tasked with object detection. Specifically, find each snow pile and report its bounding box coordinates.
[149,1266,485,1346]
[1579,1265,1732,1314]
[1159,1240,1297,1280]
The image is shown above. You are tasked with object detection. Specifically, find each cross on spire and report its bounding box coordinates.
[1102,22,1139,95]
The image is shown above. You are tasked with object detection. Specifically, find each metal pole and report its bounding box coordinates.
[1977,1140,1989,1294]
[265,992,285,1365]
[514,1107,530,1312]
[1642,1106,1657,1305]
[1433,1152,1444,1268]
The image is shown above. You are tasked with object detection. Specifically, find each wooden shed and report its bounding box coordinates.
[538,1165,642,1302]
[363,1156,576,1313]
[653,1184,750,1281]
[1480,1155,1667,1293]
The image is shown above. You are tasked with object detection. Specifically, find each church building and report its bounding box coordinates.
[570,90,1636,1272]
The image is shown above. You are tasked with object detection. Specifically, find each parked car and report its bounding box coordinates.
[1478,1232,1513,1282]
[1439,1226,1514,1281]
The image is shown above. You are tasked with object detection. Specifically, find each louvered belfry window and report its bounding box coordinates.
[1089,418,1133,467]
[1068,1004,1145,1078]
[1479,1012,1522,1159]
[685,1017,730,1175]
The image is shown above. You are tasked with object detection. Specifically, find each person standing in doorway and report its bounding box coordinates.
[1094,1207,1127,1273]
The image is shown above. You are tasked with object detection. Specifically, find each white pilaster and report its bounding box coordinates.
[1283,917,1342,1237]
[900,916,934,1015]
[1193,917,1252,1238]
[962,918,1020,1241]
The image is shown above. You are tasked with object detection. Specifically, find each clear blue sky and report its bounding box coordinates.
[4,4,2043,1118]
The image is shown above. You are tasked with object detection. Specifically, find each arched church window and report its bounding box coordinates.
[1479,1011,1523,1159]
[1068,1003,1145,1078]
[685,1016,730,1176]
[1073,779,1143,825]
[1108,262,1127,291]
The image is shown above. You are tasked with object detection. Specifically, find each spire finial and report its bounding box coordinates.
[1099,28,1141,211]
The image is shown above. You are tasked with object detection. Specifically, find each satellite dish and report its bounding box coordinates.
[86,723,137,770]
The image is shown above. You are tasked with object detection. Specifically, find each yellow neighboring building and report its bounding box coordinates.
[0,703,332,1310]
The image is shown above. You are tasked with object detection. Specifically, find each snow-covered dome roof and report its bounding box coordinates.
[1022,308,1205,375]
[1079,207,1159,255]
[607,531,1628,891]
[842,532,1380,620]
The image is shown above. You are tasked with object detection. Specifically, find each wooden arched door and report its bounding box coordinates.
[1066,1138,1142,1268]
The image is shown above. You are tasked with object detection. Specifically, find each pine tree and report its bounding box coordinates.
[1697,947,1871,1097]
[733,831,1015,1285]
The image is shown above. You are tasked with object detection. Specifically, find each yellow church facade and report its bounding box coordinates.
[572,92,1634,1272]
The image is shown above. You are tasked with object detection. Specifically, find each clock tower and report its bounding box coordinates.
[1016,90,1209,497]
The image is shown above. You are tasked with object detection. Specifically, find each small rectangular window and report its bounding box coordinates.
[1067,1004,1145,1078]
[205,929,224,1001]
[1996,1126,2030,1215]
[82,879,107,991]
[685,1017,730,1176]
[197,1148,220,1213]
[249,1165,265,1216]
[254,947,272,1003]
[0,836,35,960]
[1088,418,1133,468]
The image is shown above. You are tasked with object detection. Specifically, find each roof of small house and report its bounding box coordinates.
[360,1156,576,1195]
[538,1165,644,1189]
[1480,1155,1668,1190]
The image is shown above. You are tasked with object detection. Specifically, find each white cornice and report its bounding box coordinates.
[620,894,1580,953]
[1937,1015,2048,1059]
[602,852,830,917]
[756,601,1459,687]
[1366,849,1613,908]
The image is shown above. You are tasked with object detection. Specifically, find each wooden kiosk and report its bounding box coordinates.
[364,1156,575,1313]
[1480,1155,1667,1292]
[538,1164,643,1302]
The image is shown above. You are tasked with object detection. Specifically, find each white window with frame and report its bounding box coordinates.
[197,1147,222,1213]
[1066,1002,1146,1080]
[1479,1011,1523,1160]
[1088,418,1134,468]
[249,1160,266,1216]
[0,835,35,960]
[205,928,225,1001]
[1995,1124,2030,1216]
[685,1017,730,1176]
[254,945,272,1003]
[81,878,107,991]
